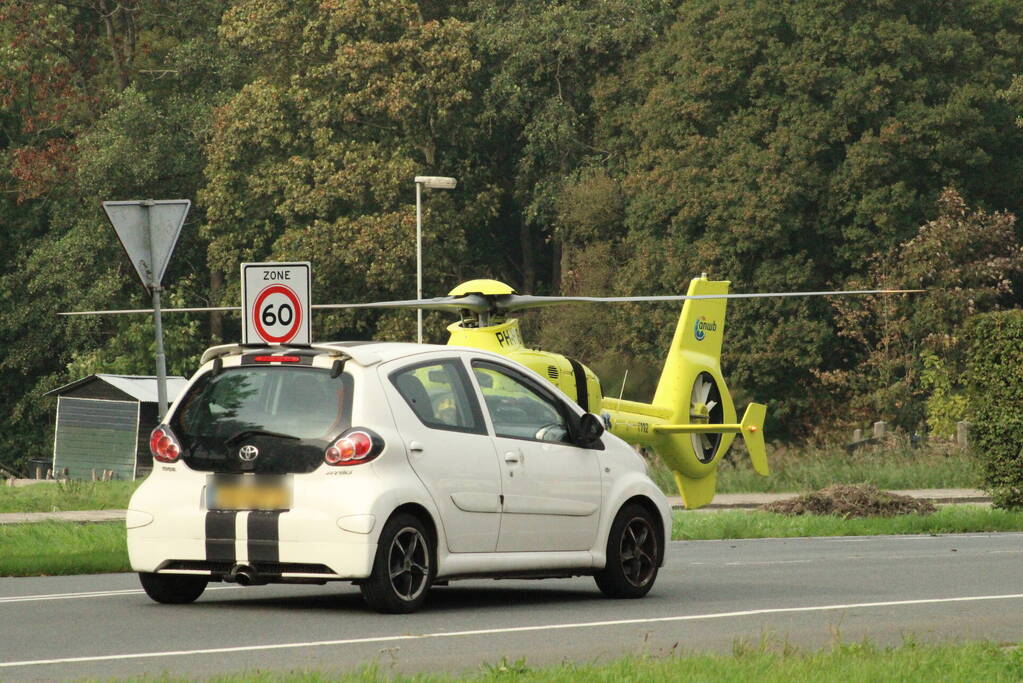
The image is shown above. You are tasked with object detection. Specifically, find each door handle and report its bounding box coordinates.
[504,450,520,464]
[409,441,424,453]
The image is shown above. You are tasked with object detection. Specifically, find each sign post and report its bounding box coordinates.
[241,262,311,345]
[102,200,190,419]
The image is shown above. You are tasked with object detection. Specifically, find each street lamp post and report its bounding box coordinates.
[413,175,456,343]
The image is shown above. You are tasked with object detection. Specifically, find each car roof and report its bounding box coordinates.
[198,341,500,368]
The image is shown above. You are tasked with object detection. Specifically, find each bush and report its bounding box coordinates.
[964,311,1023,508]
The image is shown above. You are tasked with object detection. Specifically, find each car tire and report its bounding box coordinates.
[594,503,661,599]
[138,572,209,604]
[361,513,434,613]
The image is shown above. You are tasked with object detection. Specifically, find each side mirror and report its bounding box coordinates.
[577,413,604,447]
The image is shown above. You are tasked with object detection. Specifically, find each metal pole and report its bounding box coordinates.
[415,181,423,344]
[141,200,169,419]
[152,286,169,419]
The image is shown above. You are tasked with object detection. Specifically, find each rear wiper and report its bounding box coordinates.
[225,429,300,444]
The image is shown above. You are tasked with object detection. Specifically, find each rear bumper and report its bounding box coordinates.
[128,510,376,580]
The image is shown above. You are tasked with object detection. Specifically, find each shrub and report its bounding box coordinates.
[964,311,1023,508]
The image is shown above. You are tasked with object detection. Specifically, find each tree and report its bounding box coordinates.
[464,0,672,293]
[818,189,1023,433]
[0,0,231,473]
[964,311,1023,508]
[203,0,491,342]
[552,0,1023,433]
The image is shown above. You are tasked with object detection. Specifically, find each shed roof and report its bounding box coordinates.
[44,374,188,403]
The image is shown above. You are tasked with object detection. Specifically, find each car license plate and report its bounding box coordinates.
[206,475,292,511]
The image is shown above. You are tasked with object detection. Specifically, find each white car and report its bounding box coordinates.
[127,341,672,613]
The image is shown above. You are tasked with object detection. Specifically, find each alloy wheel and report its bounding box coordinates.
[388,526,430,601]
[619,516,657,588]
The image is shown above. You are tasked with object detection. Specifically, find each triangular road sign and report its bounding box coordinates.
[103,200,190,293]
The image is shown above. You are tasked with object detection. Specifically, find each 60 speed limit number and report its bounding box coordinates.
[242,262,311,345]
[253,284,302,342]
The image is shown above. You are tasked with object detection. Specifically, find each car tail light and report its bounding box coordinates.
[149,426,183,463]
[325,429,383,466]
[253,355,301,362]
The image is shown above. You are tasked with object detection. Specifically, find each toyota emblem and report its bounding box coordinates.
[238,445,259,462]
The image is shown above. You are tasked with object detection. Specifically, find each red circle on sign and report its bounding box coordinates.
[252,284,303,343]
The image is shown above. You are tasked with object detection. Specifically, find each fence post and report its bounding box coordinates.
[956,421,970,448]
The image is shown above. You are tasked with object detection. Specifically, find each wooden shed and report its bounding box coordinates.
[45,374,188,480]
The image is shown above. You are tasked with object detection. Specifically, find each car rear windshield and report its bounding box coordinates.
[170,366,354,474]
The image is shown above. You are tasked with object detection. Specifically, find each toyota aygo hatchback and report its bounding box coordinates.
[127,341,672,613]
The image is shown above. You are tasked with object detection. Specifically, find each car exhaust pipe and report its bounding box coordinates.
[226,564,260,586]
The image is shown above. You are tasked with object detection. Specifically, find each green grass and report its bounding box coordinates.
[673,504,1023,540]
[0,522,130,576]
[0,479,141,513]
[648,441,982,495]
[97,641,1023,682]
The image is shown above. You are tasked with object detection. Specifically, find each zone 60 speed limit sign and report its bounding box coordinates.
[242,262,311,344]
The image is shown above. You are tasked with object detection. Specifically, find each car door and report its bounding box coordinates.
[470,359,603,552]
[382,356,502,553]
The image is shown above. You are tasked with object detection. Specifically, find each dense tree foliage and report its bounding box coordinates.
[0,0,1021,473]
[964,310,1023,508]
[549,0,1023,433]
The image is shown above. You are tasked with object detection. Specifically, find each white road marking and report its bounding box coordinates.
[0,585,239,605]
[723,559,814,566]
[687,548,1023,567]
[4,593,1023,668]
[819,533,1023,542]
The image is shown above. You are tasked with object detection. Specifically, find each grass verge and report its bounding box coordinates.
[98,641,1023,681]
[647,441,981,494]
[0,480,140,513]
[0,522,129,576]
[672,505,1023,540]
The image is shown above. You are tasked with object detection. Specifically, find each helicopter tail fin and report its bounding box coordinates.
[740,402,768,475]
[605,275,769,509]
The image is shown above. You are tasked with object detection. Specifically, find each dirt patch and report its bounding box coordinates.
[762,484,937,518]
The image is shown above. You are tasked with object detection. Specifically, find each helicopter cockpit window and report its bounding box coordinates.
[390,360,486,435]
[471,361,571,444]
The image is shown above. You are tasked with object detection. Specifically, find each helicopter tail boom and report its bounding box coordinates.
[651,403,768,475]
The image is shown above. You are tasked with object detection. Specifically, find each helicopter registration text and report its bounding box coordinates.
[494,327,523,348]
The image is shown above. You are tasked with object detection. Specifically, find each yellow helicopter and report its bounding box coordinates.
[64,273,915,509]
[309,275,918,508]
[323,275,763,508]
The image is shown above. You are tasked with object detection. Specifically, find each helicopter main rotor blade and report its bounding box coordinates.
[311,294,491,314]
[494,289,923,313]
[58,294,491,316]
[59,289,921,317]
[59,306,240,316]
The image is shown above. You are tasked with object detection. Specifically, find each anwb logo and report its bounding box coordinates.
[694,317,717,341]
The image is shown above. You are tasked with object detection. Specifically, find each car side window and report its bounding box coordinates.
[390,360,486,435]
[471,361,572,443]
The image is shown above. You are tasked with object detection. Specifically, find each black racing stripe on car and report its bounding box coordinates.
[568,357,589,411]
[205,510,237,562]
[247,510,282,563]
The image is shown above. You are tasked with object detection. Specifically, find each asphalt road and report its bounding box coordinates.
[2,533,1022,680]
